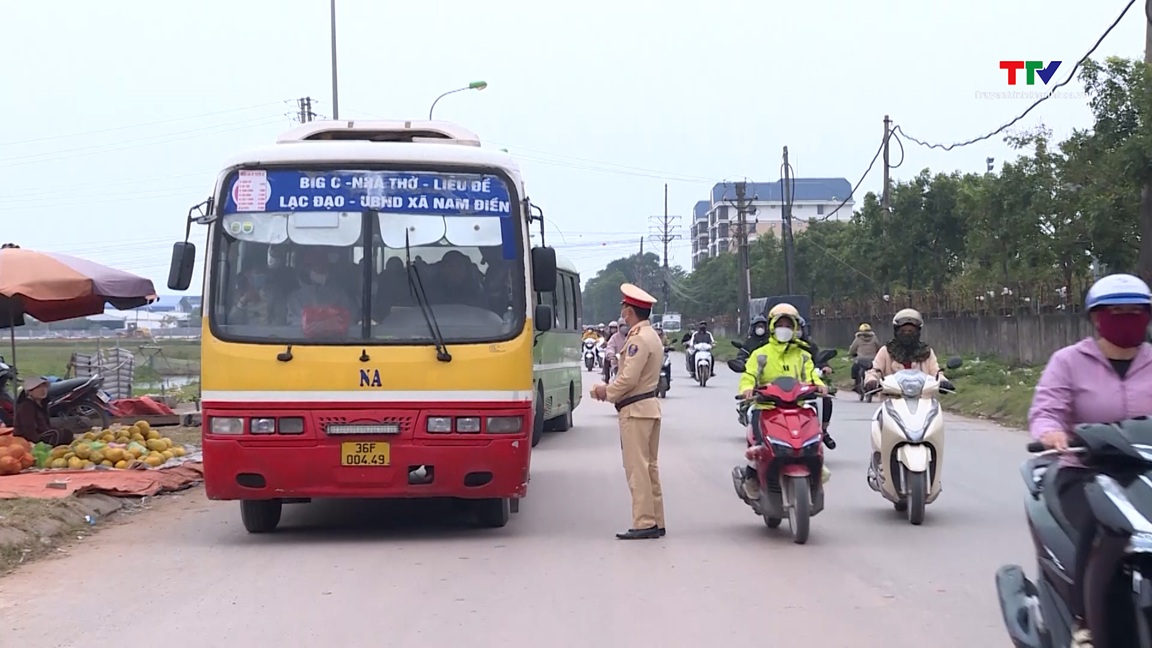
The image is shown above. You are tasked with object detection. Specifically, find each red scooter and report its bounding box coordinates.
[731,371,827,544]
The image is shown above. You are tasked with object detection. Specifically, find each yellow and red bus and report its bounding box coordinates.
[166,120,558,533]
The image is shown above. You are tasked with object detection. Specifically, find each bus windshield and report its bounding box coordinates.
[209,169,525,345]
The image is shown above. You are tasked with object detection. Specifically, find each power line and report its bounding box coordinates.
[816,128,894,222]
[0,101,288,148]
[895,0,1138,151]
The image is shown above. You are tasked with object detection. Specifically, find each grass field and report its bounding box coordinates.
[7,339,201,380]
[829,349,1039,429]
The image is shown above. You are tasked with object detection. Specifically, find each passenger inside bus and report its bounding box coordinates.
[285,248,356,327]
[428,250,487,309]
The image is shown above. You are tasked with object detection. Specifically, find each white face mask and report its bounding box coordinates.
[753,326,766,336]
[774,327,794,343]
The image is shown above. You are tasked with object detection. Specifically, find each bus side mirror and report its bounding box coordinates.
[534,304,553,332]
[531,247,557,293]
[167,242,196,291]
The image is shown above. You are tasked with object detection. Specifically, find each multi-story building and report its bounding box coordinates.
[690,177,853,269]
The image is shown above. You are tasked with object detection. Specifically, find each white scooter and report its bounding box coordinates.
[692,342,714,387]
[865,357,962,525]
[582,339,598,371]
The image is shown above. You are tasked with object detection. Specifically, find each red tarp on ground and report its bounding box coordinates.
[0,463,203,499]
[108,396,175,417]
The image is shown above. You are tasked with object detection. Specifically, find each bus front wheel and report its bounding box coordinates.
[475,498,510,528]
[531,386,545,447]
[240,499,282,533]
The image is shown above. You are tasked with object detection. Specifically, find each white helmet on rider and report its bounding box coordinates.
[892,308,924,328]
[1085,273,1152,310]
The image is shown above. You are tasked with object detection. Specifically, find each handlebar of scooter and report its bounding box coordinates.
[1027,438,1086,453]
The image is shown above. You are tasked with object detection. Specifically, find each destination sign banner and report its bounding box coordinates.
[221,170,514,216]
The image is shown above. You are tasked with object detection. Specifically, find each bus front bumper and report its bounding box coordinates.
[201,438,531,501]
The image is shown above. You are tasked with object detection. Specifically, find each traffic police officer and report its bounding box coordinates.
[590,283,665,540]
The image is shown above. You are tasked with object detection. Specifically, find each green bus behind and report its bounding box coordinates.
[531,253,583,447]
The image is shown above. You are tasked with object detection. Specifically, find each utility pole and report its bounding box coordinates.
[882,115,892,214]
[1140,22,1152,282]
[781,147,796,294]
[636,237,645,291]
[296,97,316,123]
[329,0,340,120]
[734,181,751,334]
[647,183,683,314]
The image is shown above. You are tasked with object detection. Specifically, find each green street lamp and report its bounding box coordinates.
[428,81,488,119]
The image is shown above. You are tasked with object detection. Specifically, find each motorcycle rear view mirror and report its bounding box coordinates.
[946,356,963,370]
[730,340,744,349]
[814,349,837,365]
[727,358,745,373]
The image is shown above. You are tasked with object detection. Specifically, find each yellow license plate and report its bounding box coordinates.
[340,441,390,467]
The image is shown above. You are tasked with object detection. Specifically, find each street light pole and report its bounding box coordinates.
[428,81,488,120]
[329,0,339,119]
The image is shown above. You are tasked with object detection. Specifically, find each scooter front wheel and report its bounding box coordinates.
[787,475,811,544]
[906,471,927,525]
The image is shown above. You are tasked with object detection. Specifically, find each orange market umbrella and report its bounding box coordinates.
[0,245,157,390]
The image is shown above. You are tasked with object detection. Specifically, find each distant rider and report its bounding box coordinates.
[582,326,600,341]
[738,315,770,359]
[602,320,628,381]
[848,323,881,388]
[793,314,837,450]
[732,304,830,501]
[863,308,953,391]
[1029,274,1152,648]
[687,321,716,378]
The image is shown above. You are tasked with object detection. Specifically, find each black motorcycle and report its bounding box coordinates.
[996,417,1152,648]
[657,346,672,398]
[852,358,874,403]
[0,356,111,429]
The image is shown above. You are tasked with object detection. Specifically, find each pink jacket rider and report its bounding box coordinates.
[1028,337,1152,441]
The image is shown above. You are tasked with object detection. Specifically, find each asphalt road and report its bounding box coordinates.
[1,355,1036,648]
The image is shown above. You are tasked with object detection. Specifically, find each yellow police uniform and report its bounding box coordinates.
[604,283,665,539]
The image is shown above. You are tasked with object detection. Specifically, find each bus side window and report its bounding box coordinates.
[560,272,577,331]
[554,273,569,329]
[568,274,582,329]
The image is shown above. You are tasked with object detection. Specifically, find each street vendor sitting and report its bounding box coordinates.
[12,377,92,446]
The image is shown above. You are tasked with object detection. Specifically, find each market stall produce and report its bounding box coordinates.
[0,435,34,475]
[43,421,187,470]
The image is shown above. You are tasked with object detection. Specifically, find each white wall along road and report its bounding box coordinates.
[1,353,1034,648]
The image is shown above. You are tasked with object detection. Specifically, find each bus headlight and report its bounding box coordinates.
[250,418,276,434]
[427,417,453,433]
[486,416,522,434]
[210,417,244,435]
[456,417,481,433]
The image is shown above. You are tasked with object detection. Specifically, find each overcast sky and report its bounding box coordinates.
[0,0,1143,293]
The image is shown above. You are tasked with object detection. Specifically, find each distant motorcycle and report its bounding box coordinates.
[657,347,672,398]
[582,339,598,371]
[853,357,874,402]
[692,342,714,387]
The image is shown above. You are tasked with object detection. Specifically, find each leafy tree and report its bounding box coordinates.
[580,56,1152,322]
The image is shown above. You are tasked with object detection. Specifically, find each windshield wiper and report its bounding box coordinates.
[404,232,451,362]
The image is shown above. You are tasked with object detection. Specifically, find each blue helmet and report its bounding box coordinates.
[1085,274,1152,310]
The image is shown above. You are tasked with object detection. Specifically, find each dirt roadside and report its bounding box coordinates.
[0,427,204,576]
